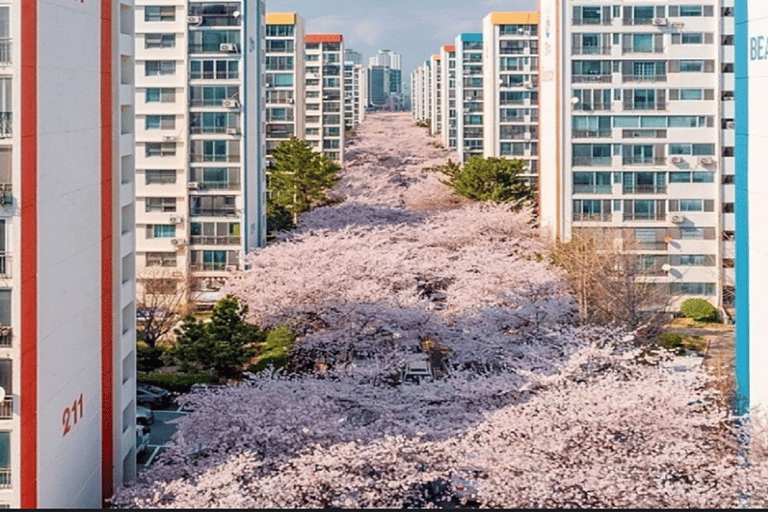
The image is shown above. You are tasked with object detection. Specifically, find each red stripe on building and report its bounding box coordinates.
[20,0,37,508]
[443,45,455,52]
[305,34,343,43]
[100,0,114,503]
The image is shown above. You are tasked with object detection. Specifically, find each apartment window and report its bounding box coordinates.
[145,6,175,21]
[679,89,703,100]
[145,115,175,130]
[0,432,8,488]
[266,24,294,37]
[143,279,177,294]
[669,171,715,183]
[145,88,175,103]
[146,252,177,267]
[572,144,612,166]
[670,283,715,296]
[669,199,715,212]
[190,222,241,245]
[573,171,612,193]
[622,172,666,194]
[678,60,703,72]
[670,255,716,267]
[266,56,294,70]
[189,167,240,190]
[679,5,703,17]
[145,60,176,76]
[189,195,237,217]
[680,227,705,239]
[573,199,611,221]
[632,34,654,52]
[669,143,715,156]
[145,197,176,213]
[190,112,240,133]
[267,73,294,87]
[190,250,238,271]
[150,224,176,238]
[681,33,704,44]
[145,169,176,185]
[190,59,239,80]
[189,85,239,106]
[266,39,294,52]
[0,290,9,326]
[145,142,176,157]
[623,199,665,221]
[145,34,175,49]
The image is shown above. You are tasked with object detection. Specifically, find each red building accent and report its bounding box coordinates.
[305,34,343,43]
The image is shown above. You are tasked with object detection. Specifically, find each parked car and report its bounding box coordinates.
[401,357,435,385]
[136,405,154,426]
[136,383,170,408]
[136,425,150,455]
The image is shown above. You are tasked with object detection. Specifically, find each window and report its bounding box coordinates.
[681,33,704,44]
[143,279,177,294]
[668,199,715,212]
[680,5,703,17]
[266,24,294,37]
[267,73,294,87]
[145,197,176,213]
[145,60,176,76]
[145,142,176,157]
[146,252,177,267]
[145,115,175,130]
[190,222,241,245]
[190,250,238,271]
[145,6,174,22]
[679,227,704,239]
[632,34,654,52]
[190,59,239,80]
[573,171,612,193]
[0,290,9,325]
[150,224,176,238]
[0,431,9,485]
[678,60,703,72]
[267,39,294,53]
[670,255,715,267]
[669,171,715,183]
[670,283,716,296]
[189,195,237,217]
[145,169,176,185]
[145,34,175,49]
[145,88,175,103]
[573,199,611,221]
[680,89,703,100]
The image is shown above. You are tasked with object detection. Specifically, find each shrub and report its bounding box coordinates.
[680,298,719,322]
[437,156,535,207]
[250,325,295,373]
[137,372,218,393]
[137,343,166,373]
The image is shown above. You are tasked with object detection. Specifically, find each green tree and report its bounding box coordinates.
[439,156,535,207]
[167,297,262,380]
[269,137,341,223]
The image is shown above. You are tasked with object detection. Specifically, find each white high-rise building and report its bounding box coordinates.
[454,33,484,162]
[429,54,442,137]
[369,49,401,70]
[439,44,457,149]
[305,34,345,164]
[539,0,734,310]
[135,0,267,307]
[5,0,136,507]
[266,12,305,160]
[483,11,540,182]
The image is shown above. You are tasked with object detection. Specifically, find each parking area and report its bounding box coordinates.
[137,400,189,468]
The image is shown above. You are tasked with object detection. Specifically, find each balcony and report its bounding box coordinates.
[624,102,667,111]
[572,156,612,167]
[572,129,612,139]
[0,253,10,278]
[622,156,666,166]
[0,113,10,138]
[624,212,666,221]
[572,74,613,84]
[623,184,667,194]
[188,43,240,55]
[0,397,11,419]
[190,70,239,80]
[192,180,241,191]
[189,154,240,163]
[574,103,612,112]
[0,328,12,347]
[622,74,667,83]
[573,212,612,222]
[0,468,9,489]
[190,235,241,246]
[189,207,238,217]
[189,14,241,27]
[0,39,9,65]
[622,129,667,139]
[573,184,612,194]
[572,46,612,55]
[190,262,233,272]
[572,18,612,26]
[622,18,655,26]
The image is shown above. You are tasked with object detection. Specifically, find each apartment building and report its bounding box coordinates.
[411,65,425,121]
[135,0,267,307]
[483,12,540,183]
[439,44,457,149]
[8,0,136,507]
[266,12,305,161]
[357,65,369,123]
[305,34,345,164]
[539,0,734,310]
[429,54,442,137]
[455,33,484,162]
[344,60,355,130]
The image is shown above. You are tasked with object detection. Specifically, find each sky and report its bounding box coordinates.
[266,0,537,80]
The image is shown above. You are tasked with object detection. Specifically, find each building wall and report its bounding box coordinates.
[455,33,484,162]
[430,54,441,137]
[439,45,456,149]
[305,35,345,164]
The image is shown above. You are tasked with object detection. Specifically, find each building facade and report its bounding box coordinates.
[305,34,345,164]
[429,54,442,137]
[135,0,267,307]
[439,44,457,149]
[539,0,733,311]
[482,11,540,183]
[11,0,136,506]
[266,12,305,161]
[455,33,484,162]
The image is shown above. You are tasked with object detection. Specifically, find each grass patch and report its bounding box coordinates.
[656,331,707,355]
[248,325,296,373]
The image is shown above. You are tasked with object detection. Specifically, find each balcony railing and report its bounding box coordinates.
[572,18,612,26]
[574,184,612,194]
[189,14,241,27]
[572,129,612,138]
[624,102,667,111]
[192,180,241,191]
[189,154,240,163]
[0,39,9,65]
[636,241,669,251]
[190,126,243,135]
[0,468,10,489]
[624,212,666,221]
[572,46,612,55]
[0,253,10,278]
[622,129,667,139]
[573,212,612,222]
[0,328,12,348]
[190,262,234,272]
[574,103,612,112]
[190,70,239,80]
[189,208,238,217]
[190,236,241,246]
[188,43,241,54]
[622,156,666,166]
[622,74,667,83]
[622,18,655,26]
[572,74,613,83]
[189,98,240,107]
[0,397,12,419]
[623,184,667,194]
[573,156,612,167]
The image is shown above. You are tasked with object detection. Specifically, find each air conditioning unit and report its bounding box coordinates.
[220,43,238,52]
[222,99,240,108]
[225,265,237,272]
[670,214,685,224]
[188,182,200,190]
[288,99,295,104]
[517,27,526,34]
[670,156,684,164]
[187,15,202,25]
[652,18,668,26]
[171,238,186,246]
[169,216,183,224]
[162,135,178,142]
[226,127,240,135]
[699,156,715,165]
[523,82,533,89]
[726,121,735,129]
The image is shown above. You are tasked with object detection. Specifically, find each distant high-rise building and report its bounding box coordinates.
[454,33,484,162]
[369,49,401,70]
[368,65,391,107]
[345,49,362,65]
